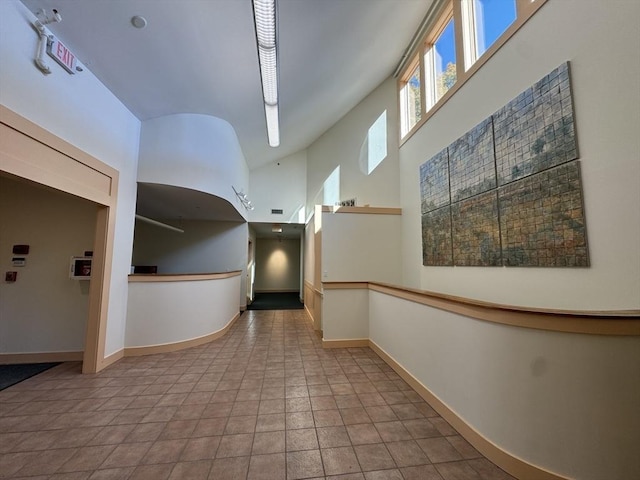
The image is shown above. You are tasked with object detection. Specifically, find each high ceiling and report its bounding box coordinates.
[20,0,431,170]
[18,0,432,238]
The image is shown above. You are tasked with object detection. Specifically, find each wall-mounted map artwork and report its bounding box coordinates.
[452,191,501,266]
[419,62,589,267]
[499,162,588,267]
[494,62,577,185]
[422,206,453,266]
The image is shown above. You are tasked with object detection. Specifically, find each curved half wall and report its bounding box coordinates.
[138,113,250,217]
[125,272,241,354]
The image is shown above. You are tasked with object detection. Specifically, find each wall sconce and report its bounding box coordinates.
[233,186,254,210]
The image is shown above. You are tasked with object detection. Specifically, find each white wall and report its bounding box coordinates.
[0,177,97,353]
[0,0,141,357]
[322,289,368,341]
[249,150,307,223]
[248,226,257,303]
[304,213,317,286]
[126,274,240,348]
[321,211,402,284]
[368,290,640,480]
[138,114,250,219]
[307,77,401,213]
[399,0,640,309]
[132,219,248,308]
[254,237,301,292]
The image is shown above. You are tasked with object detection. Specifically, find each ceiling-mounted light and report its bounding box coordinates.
[272,224,283,233]
[252,0,280,147]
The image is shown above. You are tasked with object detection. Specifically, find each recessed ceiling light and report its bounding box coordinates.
[131,15,147,29]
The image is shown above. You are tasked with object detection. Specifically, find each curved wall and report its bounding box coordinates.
[368,290,640,480]
[138,113,250,218]
[321,283,640,480]
[125,273,241,350]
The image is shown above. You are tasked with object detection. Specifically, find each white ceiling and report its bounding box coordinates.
[20,0,431,170]
[19,0,431,232]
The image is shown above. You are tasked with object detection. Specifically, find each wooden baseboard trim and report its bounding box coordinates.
[0,351,84,364]
[322,338,369,348]
[368,339,568,480]
[100,349,124,370]
[123,312,241,357]
[304,304,318,329]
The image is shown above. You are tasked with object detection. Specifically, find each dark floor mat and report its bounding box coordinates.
[248,292,304,310]
[0,363,60,391]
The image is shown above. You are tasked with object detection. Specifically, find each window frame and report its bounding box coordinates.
[398,0,548,144]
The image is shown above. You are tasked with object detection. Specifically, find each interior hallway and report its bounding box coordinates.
[0,310,513,480]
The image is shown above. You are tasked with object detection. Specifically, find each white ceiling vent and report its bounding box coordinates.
[271,209,283,215]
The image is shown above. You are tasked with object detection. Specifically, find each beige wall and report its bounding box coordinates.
[249,150,307,224]
[306,77,401,213]
[399,0,640,309]
[0,176,97,353]
[254,237,301,292]
[367,289,640,480]
[0,0,141,358]
[321,210,402,284]
[132,219,248,308]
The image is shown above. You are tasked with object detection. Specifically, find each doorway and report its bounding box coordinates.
[249,222,304,310]
[1,106,118,373]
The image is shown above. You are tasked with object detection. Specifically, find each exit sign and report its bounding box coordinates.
[47,36,77,74]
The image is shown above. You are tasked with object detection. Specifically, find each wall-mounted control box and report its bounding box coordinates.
[70,256,92,280]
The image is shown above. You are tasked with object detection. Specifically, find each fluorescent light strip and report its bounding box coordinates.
[253,0,280,147]
[265,103,280,147]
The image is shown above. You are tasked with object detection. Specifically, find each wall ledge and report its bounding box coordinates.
[323,281,640,335]
[128,271,242,282]
[321,206,402,215]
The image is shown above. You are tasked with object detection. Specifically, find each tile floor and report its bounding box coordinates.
[0,309,516,480]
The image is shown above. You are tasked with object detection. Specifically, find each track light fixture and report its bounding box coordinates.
[232,186,254,211]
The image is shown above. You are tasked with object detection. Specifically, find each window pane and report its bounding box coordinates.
[433,19,456,102]
[401,64,421,136]
[474,0,517,57]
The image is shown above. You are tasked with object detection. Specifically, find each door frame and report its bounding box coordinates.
[0,105,118,373]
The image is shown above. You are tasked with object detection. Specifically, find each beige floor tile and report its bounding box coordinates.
[321,446,361,475]
[401,464,445,480]
[417,437,464,464]
[180,436,221,461]
[385,440,430,467]
[216,433,254,458]
[141,438,187,464]
[0,310,513,480]
[256,413,286,432]
[353,443,395,471]
[58,445,117,472]
[287,449,324,479]
[286,428,319,451]
[363,469,404,480]
[247,452,286,480]
[168,460,212,479]
[253,430,286,454]
[346,423,383,445]
[128,463,174,480]
[434,461,483,480]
